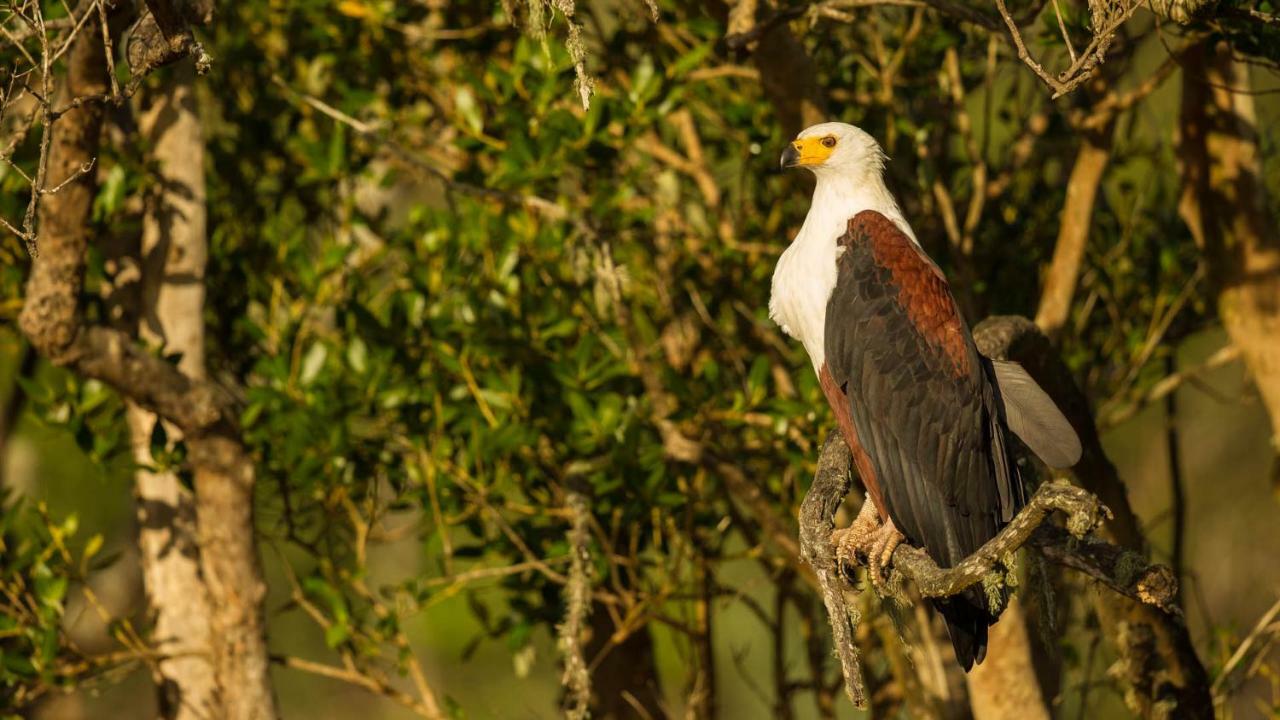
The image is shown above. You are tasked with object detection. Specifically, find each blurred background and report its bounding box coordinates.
[2,1,1279,719]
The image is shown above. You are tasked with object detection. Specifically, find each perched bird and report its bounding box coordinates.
[771,122,1082,670]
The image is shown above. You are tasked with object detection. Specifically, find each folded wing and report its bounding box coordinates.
[990,360,1082,469]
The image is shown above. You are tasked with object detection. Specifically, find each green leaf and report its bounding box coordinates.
[346,337,369,374]
[300,343,328,386]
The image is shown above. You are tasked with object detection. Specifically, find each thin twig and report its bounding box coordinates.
[96,0,120,99]
[1051,0,1078,63]
[1100,344,1241,429]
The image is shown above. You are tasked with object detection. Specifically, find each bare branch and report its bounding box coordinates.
[798,432,868,708]
[1030,526,1180,615]
[881,480,1112,599]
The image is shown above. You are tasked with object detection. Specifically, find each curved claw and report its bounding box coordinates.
[832,496,903,594]
[866,517,903,588]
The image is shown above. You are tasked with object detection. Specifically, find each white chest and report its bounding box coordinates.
[769,178,918,373]
[769,227,839,371]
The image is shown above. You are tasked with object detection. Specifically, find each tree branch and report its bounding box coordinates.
[1030,526,1179,615]
[558,489,593,720]
[798,431,867,708]
[882,480,1111,599]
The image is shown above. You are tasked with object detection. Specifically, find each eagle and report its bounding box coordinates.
[772,122,1082,670]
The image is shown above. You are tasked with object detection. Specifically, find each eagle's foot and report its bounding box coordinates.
[866,517,903,588]
[832,497,901,594]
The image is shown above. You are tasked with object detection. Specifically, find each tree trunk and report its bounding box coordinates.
[17,19,280,720]
[751,25,828,138]
[127,66,218,720]
[713,0,828,139]
[1177,41,1280,492]
[16,22,105,360]
[1035,124,1116,339]
[189,435,279,720]
[587,605,666,719]
[964,597,1050,720]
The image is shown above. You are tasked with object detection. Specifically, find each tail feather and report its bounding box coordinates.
[936,595,993,672]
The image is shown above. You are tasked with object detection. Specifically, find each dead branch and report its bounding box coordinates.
[801,432,1184,708]
[797,431,867,708]
[1030,526,1180,615]
[131,0,212,78]
[882,480,1111,599]
[997,0,1143,98]
[559,489,593,720]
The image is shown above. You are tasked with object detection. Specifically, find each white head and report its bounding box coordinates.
[780,122,887,181]
[780,121,916,243]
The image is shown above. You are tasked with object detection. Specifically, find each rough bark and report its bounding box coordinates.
[1177,42,1280,493]
[127,66,217,720]
[17,25,106,360]
[189,435,278,720]
[798,432,867,708]
[1035,124,1116,340]
[16,15,280,720]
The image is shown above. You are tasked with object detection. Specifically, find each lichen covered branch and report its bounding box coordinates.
[1030,526,1180,615]
[798,315,1210,712]
[798,432,868,708]
[558,489,593,719]
[884,479,1112,600]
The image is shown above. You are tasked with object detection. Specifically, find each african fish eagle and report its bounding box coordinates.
[771,122,1082,670]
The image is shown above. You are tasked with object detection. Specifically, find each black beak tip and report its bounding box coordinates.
[780,145,799,169]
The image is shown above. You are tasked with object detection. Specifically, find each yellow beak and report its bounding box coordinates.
[780,137,834,169]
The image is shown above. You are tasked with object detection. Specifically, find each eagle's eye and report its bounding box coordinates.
[820,136,837,148]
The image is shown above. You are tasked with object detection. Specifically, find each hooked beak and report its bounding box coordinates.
[781,137,834,170]
[780,144,800,169]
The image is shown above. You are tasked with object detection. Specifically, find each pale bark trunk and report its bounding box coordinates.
[1178,42,1280,484]
[964,597,1050,720]
[190,435,278,720]
[128,66,218,720]
[17,13,279,719]
[1035,125,1115,339]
